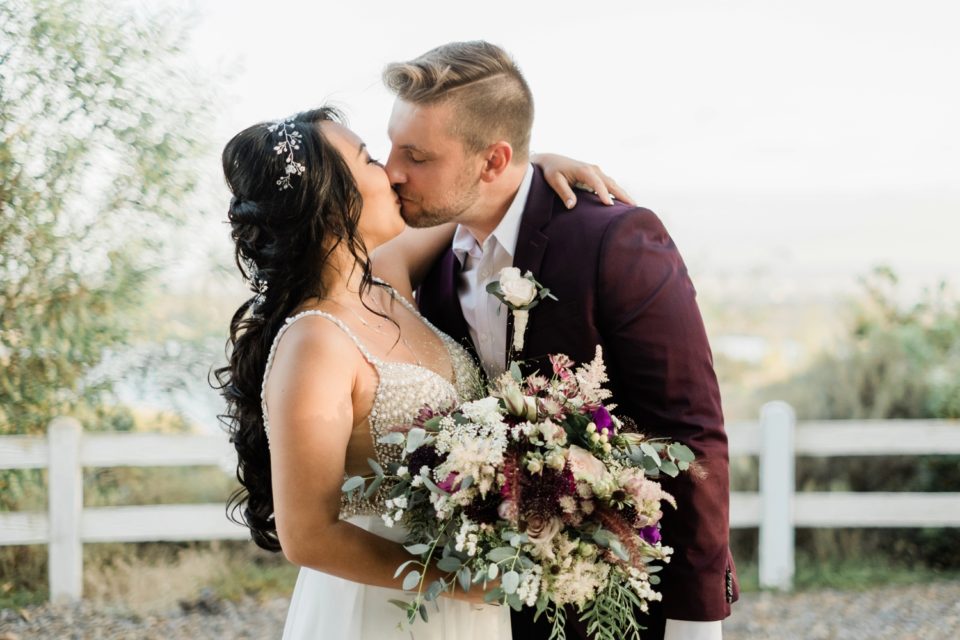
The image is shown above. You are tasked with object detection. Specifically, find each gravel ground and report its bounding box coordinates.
[2,581,958,639]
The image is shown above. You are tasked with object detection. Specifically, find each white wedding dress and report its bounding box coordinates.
[262,283,512,640]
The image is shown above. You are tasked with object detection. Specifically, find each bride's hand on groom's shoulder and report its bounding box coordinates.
[531,152,636,209]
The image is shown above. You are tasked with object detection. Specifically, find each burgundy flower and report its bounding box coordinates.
[465,491,502,525]
[407,445,443,474]
[437,472,459,493]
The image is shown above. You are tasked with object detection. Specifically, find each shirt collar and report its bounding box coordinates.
[452,164,534,266]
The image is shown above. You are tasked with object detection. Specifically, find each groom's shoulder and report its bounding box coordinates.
[546,193,670,242]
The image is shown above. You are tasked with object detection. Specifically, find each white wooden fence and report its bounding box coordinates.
[1,405,960,601]
[0,417,248,602]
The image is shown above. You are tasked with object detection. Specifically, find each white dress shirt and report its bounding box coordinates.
[452,164,534,380]
[453,164,724,639]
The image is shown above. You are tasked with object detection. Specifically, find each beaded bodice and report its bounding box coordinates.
[261,282,484,519]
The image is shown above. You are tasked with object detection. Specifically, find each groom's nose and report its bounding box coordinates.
[384,150,405,186]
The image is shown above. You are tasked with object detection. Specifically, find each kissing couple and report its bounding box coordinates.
[216,41,737,640]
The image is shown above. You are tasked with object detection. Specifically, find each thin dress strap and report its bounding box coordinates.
[261,310,379,443]
[373,277,443,335]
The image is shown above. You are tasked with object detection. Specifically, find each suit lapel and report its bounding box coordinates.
[507,167,555,368]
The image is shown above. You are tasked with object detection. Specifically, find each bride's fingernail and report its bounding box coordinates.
[565,198,575,209]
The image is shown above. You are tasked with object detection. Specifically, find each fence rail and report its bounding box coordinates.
[1,407,959,601]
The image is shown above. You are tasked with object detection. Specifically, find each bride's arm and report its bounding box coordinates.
[371,223,457,297]
[264,317,483,602]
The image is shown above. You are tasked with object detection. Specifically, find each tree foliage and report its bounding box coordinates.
[768,266,960,421]
[0,0,212,435]
[762,267,960,569]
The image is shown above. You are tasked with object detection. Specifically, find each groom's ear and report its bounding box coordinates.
[479,141,513,182]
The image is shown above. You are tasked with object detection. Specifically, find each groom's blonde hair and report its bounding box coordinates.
[383,41,534,161]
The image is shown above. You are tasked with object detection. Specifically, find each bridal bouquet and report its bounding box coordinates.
[343,347,694,640]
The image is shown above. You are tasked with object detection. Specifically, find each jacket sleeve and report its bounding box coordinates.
[597,207,735,620]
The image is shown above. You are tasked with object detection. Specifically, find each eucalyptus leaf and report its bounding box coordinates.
[535,590,549,614]
[507,593,524,611]
[363,475,383,499]
[402,570,421,591]
[378,432,405,446]
[404,543,430,555]
[486,546,517,563]
[421,474,449,496]
[660,459,680,477]
[367,457,384,477]
[669,443,696,463]
[419,604,429,622]
[649,575,661,585]
[608,539,630,562]
[459,475,474,490]
[341,476,365,493]
[642,456,661,474]
[424,579,445,602]
[436,556,462,573]
[406,428,426,452]
[483,586,505,604]
[501,570,520,594]
[488,563,499,580]
[388,599,410,611]
[393,559,418,579]
[592,529,614,547]
[510,361,523,382]
[640,443,660,463]
[458,567,472,592]
[678,460,690,471]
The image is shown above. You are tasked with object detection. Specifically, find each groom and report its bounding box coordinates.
[383,41,738,640]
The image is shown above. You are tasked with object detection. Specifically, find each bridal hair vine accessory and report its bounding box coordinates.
[242,256,268,307]
[487,267,557,352]
[266,118,305,190]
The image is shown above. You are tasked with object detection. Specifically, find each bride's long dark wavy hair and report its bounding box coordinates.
[213,107,377,552]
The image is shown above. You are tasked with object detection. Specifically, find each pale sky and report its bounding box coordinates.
[186,0,959,297]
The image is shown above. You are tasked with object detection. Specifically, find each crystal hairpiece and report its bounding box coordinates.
[241,256,268,307]
[266,118,305,191]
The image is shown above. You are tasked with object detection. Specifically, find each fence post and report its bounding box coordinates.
[48,417,83,602]
[759,401,795,590]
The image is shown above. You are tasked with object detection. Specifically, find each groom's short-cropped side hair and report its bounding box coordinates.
[383,41,534,161]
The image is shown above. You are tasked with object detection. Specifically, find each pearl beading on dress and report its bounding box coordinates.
[260,281,484,519]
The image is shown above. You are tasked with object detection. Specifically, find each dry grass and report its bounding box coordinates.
[77,541,298,616]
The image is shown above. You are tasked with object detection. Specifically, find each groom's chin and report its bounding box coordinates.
[399,205,433,229]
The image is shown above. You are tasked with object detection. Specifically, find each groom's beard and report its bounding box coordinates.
[398,172,481,229]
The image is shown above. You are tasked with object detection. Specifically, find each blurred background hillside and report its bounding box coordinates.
[1,0,958,618]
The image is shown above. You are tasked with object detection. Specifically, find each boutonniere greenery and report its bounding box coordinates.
[486,267,557,354]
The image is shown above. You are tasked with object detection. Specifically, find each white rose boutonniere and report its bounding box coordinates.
[486,267,557,354]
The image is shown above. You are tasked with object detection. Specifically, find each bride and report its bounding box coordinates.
[215,106,625,639]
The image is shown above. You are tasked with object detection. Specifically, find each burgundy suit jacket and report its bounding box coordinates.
[417,167,738,634]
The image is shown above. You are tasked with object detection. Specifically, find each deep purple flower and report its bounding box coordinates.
[592,407,615,436]
[639,525,661,545]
